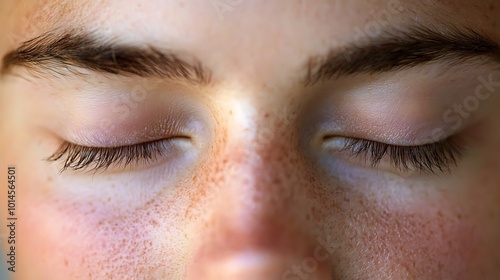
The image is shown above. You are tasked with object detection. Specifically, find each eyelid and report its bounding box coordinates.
[324,136,464,174]
[46,138,186,173]
[64,116,198,148]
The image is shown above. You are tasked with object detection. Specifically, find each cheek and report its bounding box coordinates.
[312,165,481,279]
[18,185,92,279]
[312,176,480,278]
[18,174,195,279]
[368,205,478,277]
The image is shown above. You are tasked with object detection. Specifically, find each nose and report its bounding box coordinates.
[186,124,333,279]
[193,252,332,280]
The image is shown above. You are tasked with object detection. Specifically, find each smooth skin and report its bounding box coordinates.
[1,0,500,279]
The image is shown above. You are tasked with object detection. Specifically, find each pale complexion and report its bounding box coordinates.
[1,0,500,279]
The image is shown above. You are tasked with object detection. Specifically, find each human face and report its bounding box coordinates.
[1,0,500,279]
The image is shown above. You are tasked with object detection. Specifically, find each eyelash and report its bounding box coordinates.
[340,137,464,173]
[47,140,171,173]
[48,136,463,175]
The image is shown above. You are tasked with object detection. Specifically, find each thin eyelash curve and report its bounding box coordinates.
[46,140,170,173]
[341,138,464,173]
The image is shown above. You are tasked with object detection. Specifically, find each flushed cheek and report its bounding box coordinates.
[384,209,477,277]
[329,201,479,278]
[309,173,480,278]
[18,179,191,279]
[18,196,95,279]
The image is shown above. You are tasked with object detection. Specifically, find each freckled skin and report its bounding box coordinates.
[1,0,500,279]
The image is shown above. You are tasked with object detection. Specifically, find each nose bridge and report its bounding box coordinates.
[197,95,305,234]
[219,113,301,226]
[186,109,333,279]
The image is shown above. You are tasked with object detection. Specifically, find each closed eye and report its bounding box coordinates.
[333,137,464,174]
[46,139,185,173]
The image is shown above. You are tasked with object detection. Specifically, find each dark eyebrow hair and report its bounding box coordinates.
[305,25,500,85]
[3,25,499,88]
[1,30,212,86]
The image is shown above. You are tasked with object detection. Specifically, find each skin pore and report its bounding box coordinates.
[1,0,500,279]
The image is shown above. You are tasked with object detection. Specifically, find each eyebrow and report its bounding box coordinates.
[305,25,500,85]
[1,30,212,86]
[2,25,500,87]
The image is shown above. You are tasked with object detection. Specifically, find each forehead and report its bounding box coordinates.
[8,1,500,54]
[17,0,500,32]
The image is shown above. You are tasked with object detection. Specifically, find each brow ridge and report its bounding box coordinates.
[2,30,212,85]
[305,25,500,85]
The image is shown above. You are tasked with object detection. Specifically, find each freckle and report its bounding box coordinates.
[151,219,159,226]
[64,259,68,267]
[47,176,53,182]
